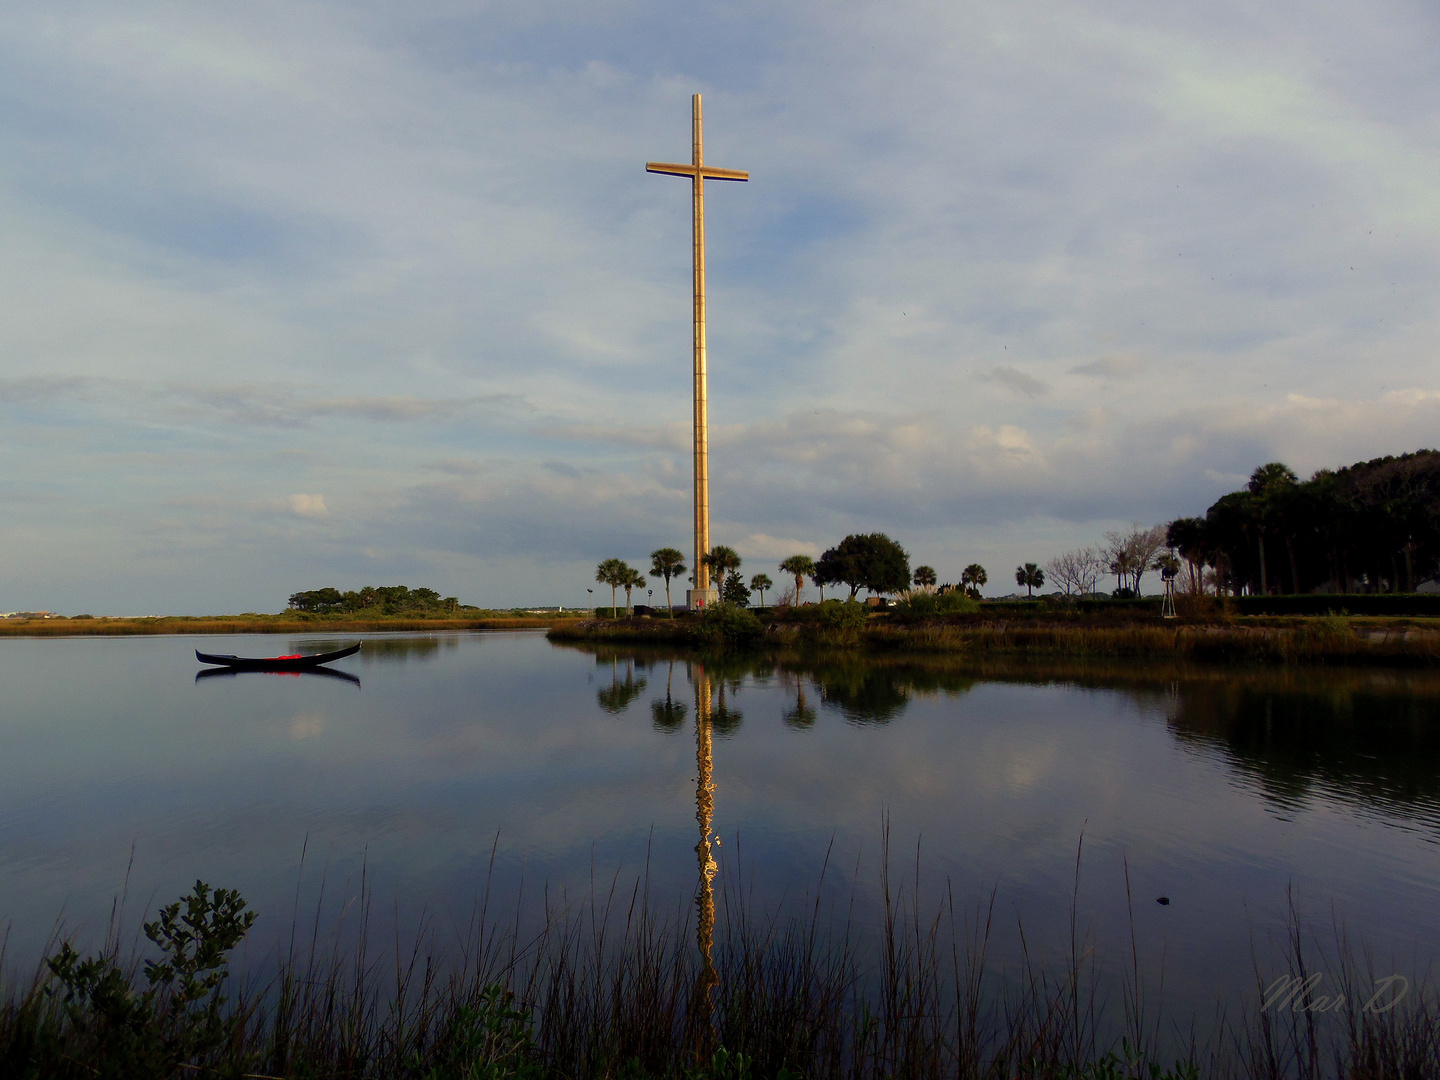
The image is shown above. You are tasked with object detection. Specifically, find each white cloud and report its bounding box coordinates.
[733,534,821,560]
[286,494,328,518]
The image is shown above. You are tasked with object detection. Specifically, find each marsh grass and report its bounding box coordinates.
[3,842,1437,1080]
[550,613,1440,666]
[860,620,1440,666]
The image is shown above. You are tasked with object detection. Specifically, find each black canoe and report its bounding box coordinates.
[195,642,361,670]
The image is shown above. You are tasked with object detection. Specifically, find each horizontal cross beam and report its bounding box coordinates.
[645,162,749,182]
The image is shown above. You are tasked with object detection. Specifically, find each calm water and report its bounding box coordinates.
[2,630,1438,1026]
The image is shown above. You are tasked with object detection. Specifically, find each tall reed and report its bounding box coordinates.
[3,852,1436,1079]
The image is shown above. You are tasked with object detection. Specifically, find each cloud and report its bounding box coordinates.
[0,377,523,428]
[549,421,690,451]
[3,1,1440,611]
[0,376,106,404]
[286,493,328,518]
[734,534,821,560]
[1069,356,1148,378]
[980,366,1050,399]
[168,387,525,427]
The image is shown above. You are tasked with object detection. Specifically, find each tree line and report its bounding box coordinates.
[1167,451,1440,595]
[1035,450,1440,599]
[287,586,462,614]
[596,534,993,615]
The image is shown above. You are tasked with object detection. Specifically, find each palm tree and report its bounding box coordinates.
[1248,462,1299,595]
[622,566,646,615]
[960,563,988,598]
[1015,563,1045,597]
[649,547,687,618]
[913,565,937,590]
[1107,549,1133,596]
[779,555,815,605]
[595,557,628,617]
[749,573,772,607]
[703,545,742,593]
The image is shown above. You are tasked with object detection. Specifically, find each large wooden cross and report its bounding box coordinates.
[647,94,748,608]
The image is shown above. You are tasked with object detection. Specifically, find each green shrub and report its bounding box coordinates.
[937,590,979,614]
[775,600,870,645]
[891,592,939,618]
[894,591,979,618]
[697,603,764,645]
[417,984,541,1080]
[43,881,255,1078]
[780,599,867,628]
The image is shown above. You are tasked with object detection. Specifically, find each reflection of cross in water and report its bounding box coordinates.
[690,666,719,1060]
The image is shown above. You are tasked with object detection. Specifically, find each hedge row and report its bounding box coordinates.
[1233,593,1440,616]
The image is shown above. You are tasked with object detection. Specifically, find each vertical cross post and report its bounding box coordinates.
[647,95,748,609]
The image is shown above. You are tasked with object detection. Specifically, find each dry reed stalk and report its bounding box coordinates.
[5,851,1438,1079]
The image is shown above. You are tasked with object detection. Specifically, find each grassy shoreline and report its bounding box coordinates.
[0,614,566,636]
[549,611,1440,665]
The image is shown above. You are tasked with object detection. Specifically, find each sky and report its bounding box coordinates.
[2,1,1439,613]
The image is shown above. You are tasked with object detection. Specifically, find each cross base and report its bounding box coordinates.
[687,587,720,611]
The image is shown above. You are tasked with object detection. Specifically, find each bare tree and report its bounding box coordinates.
[1049,546,1109,598]
[1104,523,1168,595]
[1078,546,1105,596]
[1046,551,1084,597]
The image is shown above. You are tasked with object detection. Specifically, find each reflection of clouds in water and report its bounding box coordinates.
[289,712,325,740]
[1000,745,1059,795]
[298,636,463,664]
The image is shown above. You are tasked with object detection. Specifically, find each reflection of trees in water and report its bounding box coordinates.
[559,640,1440,825]
[651,660,688,733]
[811,666,910,724]
[711,679,742,737]
[596,656,647,714]
[1165,672,1440,821]
[785,659,979,725]
[555,642,981,726]
[783,676,816,729]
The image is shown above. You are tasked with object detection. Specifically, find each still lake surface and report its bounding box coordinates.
[2,629,1438,1027]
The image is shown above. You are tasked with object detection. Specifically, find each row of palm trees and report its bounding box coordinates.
[596,547,993,617]
[595,546,776,617]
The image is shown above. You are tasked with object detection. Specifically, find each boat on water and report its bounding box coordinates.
[195,642,361,670]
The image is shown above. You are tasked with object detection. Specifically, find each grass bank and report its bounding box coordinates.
[548,610,1440,666]
[0,614,568,637]
[3,864,1434,1080]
